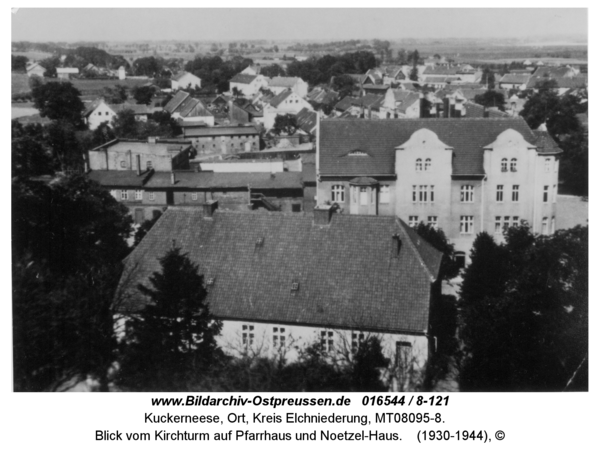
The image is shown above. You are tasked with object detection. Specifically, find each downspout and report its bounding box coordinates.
[532,151,538,233]
[481,175,486,233]
[316,114,320,205]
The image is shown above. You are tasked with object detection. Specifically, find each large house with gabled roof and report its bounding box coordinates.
[118,204,443,379]
[317,117,562,262]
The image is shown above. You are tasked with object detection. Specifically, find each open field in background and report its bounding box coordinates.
[70,77,151,93]
[12,50,53,61]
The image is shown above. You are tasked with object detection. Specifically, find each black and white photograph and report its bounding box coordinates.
[10,6,588,399]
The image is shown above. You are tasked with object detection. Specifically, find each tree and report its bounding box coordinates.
[117,247,222,391]
[351,337,389,391]
[32,82,84,126]
[409,66,419,82]
[332,74,355,99]
[413,223,461,281]
[459,225,588,391]
[12,54,28,72]
[260,64,286,78]
[474,90,506,111]
[272,114,298,136]
[11,121,53,177]
[111,109,139,138]
[102,85,128,104]
[131,85,155,105]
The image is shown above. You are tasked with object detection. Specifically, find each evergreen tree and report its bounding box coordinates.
[117,247,222,391]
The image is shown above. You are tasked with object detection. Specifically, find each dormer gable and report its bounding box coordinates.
[395,128,453,152]
[483,129,537,151]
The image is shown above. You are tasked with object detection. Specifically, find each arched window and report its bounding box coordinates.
[425,158,431,171]
[510,158,517,172]
[416,158,423,172]
[501,158,508,172]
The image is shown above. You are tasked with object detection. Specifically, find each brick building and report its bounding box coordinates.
[180,123,261,154]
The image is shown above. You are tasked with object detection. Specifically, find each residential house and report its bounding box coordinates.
[180,123,261,154]
[262,89,313,130]
[56,67,79,80]
[241,65,261,76]
[229,74,269,97]
[317,118,562,262]
[295,107,318,137]
[26,62,45,78]
[268,76,309,98]
[498,74,531,90]
[164,91,215,125]
[171,71,202,90]
[118,205,443,380]
[83,99,157,130]
[394,91,421,118]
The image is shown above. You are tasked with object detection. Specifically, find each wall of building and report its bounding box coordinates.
[317,179,397,217]
[218,319,429,370]
[199,160,284,173]
[188,135,260,155]
[86,103,116,130]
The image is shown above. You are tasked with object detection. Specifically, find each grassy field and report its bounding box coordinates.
[69,78,151,95]
[12,72,31,96]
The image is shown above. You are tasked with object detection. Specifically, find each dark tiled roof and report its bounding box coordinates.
[164,91,189,114]
[269,76,301,88]
[269,89,293,108]
[319,117,539,176]
[532,131,562,154]
[87,170,151,187]
[296,107,317,134]
[144,171,303,190]
[120,209,441,334]
[302,162,316,183]
[334,96,355,112]
[230,74,257,84]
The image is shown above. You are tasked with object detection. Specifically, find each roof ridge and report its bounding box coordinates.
[395,218,439,282]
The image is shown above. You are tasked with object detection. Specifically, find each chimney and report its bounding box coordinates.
[170,172,176,185]
[443,98,450,118]
[419,97,428,118]
[136,154,141,176]
[367,106,372,119]
[202,200,218,218]
[148,136,157,144]
[313,204,335,226]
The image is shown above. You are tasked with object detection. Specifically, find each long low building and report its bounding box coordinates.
[87,169,306,223]
[119,205,443,384]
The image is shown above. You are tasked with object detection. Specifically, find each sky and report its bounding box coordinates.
[11,8,587,42]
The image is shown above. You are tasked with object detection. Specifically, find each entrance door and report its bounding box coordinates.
[349,186,358,214]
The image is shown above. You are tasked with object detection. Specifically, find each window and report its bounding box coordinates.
[331,185,345,203]
[512,216,520,227]
[553,185,557,203]
[191,192,198,201]
[415,158,423,172]
[425,158,431,171]
[501,158,508,172]
[551,217,556,234]
[273,327,286,348]
[512,185,519,202]
[510,158,517,172]
[120,190,128,201]
[105,111,109,116]
[545,158,552,173]
[134,190,143,200]
[418,185,428,202]
[461,185,474,203]
[352,332,365,353]
[380,185,390,204]
[495,216,502,234]
[460,216,474,234]
[496,185,504,202]
[503,216,510,230]
[146,160,153,170]
[412,185,417,202]
[242,324,254,347]
[542,217,549,235]
[359,187,368,205]
[148,192,155,201]
[395,341,412,369]
[409,216,419,227]
[120,160,126,169]
[320,331,334,352]
[430,185,435,203]
[427,216,438,228]
[543,185,549,203]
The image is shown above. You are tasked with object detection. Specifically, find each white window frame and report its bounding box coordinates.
[120,190,128,201]
[424,158,431,171]
[351,332,365,353]
[542,217,549,235]
[496,185,504,202]
[331,185,345,203]
[359,187,368,205]
[242,324,255,347]
[461,185,474,203]
[408,216,419,227]
[501,158,508,172]
[512,216,520,228]
[544,158,552,173]
[460,215,474,234]
[320,330,334,353]
[273,327,286,348]
[191,192,198,201]
[512,185,519,202]
[148,192,155,202]
[494,216,502,234]
[510,158,518,172]
[543,185,549,203]
[427,216,438,228]
[134,190,143,200]
[415,158,423,172]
